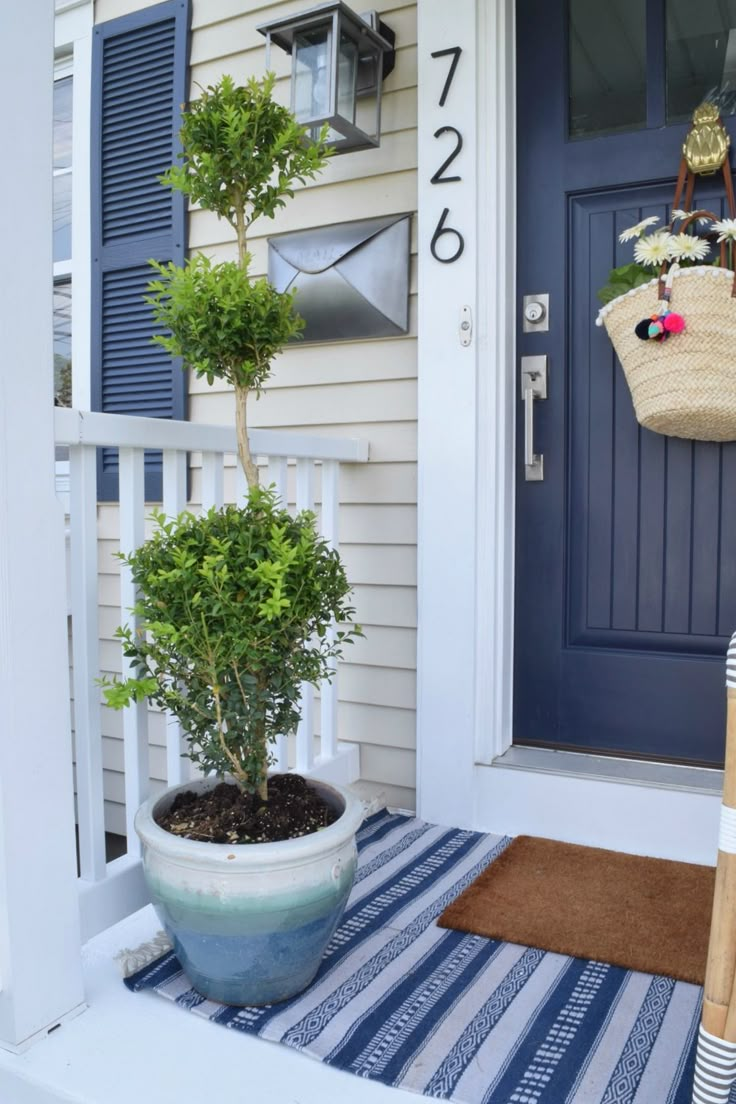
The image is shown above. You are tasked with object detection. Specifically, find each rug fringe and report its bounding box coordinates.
[115,931,173,978]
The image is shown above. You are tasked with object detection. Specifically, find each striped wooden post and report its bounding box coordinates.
[693,632,736,1103]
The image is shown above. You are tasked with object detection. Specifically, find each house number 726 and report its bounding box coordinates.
[429,47,465,264]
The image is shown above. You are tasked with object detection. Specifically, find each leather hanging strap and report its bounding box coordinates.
[724,159,736,220]
[657,209,727,298]
[672,157,736,220]
[667,119,736,297]
[671,113,736,220]
[671,156,690,215]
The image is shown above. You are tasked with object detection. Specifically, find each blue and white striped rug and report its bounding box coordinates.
[124,811,710,1103]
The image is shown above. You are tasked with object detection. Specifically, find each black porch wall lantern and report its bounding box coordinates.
[257,2,396,153]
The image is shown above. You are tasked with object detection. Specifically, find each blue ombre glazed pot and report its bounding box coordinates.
[134,777,363,1006]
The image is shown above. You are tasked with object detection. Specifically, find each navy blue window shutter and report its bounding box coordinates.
[91,0,190,501]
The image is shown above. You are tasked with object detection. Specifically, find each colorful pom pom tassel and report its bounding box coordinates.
[632,303,686,342]
[663,311,685,334]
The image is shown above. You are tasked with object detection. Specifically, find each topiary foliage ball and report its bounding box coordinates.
[102,486,360,796]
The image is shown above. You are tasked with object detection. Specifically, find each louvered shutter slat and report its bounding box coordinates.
[105,21,175,56]
[91,0,189,502]
[104,57,176,88]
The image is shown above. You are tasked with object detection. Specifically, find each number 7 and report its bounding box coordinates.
[430,46,462,108]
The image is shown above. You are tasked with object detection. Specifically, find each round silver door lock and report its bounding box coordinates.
[524,301,546,325]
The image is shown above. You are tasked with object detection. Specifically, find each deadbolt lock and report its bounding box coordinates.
[522,293,550,333]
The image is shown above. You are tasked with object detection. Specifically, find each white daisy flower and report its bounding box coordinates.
[671,210,713,225]
[633,231,675,267]
[668,235,711,261]
[619,215,660,243]
[713,218,736,242]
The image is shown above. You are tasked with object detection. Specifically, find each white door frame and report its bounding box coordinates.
[415,1,724,865]
[416,0,517,829]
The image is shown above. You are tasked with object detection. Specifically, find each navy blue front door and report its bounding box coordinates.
[515,0,736,765]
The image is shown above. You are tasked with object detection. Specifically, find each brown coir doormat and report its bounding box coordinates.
[438,836,715,984]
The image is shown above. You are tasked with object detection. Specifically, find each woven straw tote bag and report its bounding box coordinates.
[596,104,736,442]
[597,215,736,440]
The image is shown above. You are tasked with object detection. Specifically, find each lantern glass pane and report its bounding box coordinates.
[294,26,331,122]
[337,32,359,124]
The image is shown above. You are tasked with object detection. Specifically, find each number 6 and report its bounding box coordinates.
[430,208,465,263]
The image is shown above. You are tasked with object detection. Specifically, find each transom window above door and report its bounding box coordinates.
[569,0,736,140]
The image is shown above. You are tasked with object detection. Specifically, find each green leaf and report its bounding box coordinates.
[596,262,656,304]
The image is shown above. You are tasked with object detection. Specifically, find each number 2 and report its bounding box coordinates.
[430,126,463,184]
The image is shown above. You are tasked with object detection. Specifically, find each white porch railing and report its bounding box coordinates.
[55,408,369,943]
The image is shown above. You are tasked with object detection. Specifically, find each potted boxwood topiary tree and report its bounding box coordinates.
[101,74,364,1007]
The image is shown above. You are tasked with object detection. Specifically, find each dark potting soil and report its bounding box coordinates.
[156,773,339,844]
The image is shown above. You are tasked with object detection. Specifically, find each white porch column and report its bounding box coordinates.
[416,0,480,826]
[416,0,517,828]
[0,1,85,1051]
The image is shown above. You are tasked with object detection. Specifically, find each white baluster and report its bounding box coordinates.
[272,734,288,773]
[267,455,290,770]
[296,685,315,774]
[267,455,288,507]
[319,460,340,762]
[296,457,314,515]
[235,454,249,503]
[201,451,224,511]
[163,449,188,786]
[295,460,316,772]
[163,448,186,520]
[70,444,106,881]
[119,448,149,856]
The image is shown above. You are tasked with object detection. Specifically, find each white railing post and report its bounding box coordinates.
[319,460,340,762]
[0,0,84,1048]
[118,449,149,855]
[70,444,107,881]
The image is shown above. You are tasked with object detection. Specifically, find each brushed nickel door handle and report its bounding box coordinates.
[521,355,548,482]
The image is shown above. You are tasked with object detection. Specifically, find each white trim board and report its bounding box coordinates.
[54,0,93,412]
[473,760,721,866]
[416,0,517,828]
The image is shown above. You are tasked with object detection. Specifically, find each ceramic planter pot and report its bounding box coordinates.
[134,777,363,1006]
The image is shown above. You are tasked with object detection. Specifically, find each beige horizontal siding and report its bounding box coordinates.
[187,334,418,393]
[191,379,417,429]
[97,502,415,545]
[351,584,416,629]
[92,0,418,816]
[185,0,419,830]
[94,0,161,22]
[330,703,415,751]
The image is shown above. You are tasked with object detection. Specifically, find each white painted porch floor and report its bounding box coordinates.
[0,904,418,1104]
